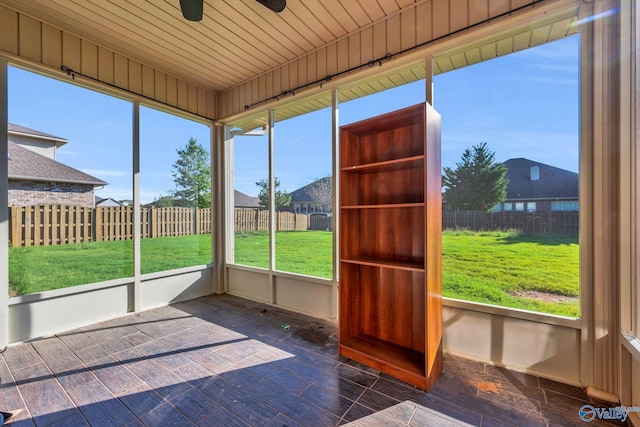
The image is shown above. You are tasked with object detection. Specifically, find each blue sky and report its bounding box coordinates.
[8,35,578,201]
[235,34,579,196]
[8,67,210,203]
[435,35,579,174]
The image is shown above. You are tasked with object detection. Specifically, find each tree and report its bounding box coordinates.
[171,137,211,208]
[442,142,508,211]
[149,194,179,207]
[256,177,291,210]
[305,177,333,213]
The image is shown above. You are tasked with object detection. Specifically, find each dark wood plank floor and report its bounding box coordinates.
[0,294,626,426]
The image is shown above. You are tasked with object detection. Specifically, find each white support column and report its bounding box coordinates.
[579,0,623,399]
[213,124,226,294]
[223,126,234,271]
[619,0,635,338]
[331,88,339,320]
[268,110,276,304]
[425,56,434,106]
[634,0,640,344]
[132,102,141,312]
[618,0,639,408]
[0,59,8,348]
[222,126,234,294]
[579,0,595,388]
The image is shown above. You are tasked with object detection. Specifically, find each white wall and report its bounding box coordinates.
[226,266,583,385]
[443,305,581,384]
[7,267,214,343]
[8,134,57,159]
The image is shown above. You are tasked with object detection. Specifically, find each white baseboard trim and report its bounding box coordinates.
[586,386,620,403]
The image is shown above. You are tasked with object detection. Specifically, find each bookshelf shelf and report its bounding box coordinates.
[339,103,443,391]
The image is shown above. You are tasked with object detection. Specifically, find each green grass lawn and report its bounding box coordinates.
[442,230,579,317]
[9,230,579,317]
[9,235,212,296]
[234,230,579,317]
[234,231,333,278]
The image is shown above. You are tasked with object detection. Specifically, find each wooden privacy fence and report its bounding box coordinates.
[10,204,93,247]
[234,208,270,232]
[9,205,213,247]
[9,205,327,246]
[94,206,134,242]
[233,209,333,233]
[233,209,310,232]
[443,210,579,236]
[141,207,212,238]
[309,214,332,231]
[11,205,575,245]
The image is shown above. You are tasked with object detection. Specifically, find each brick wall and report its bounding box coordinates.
[8,180,95,207]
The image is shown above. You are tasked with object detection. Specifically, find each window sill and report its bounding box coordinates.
[8,276,134,305]
[443,297,581,329]
[8,265,214,305]
[226,263,334,286]
[621,333,640,363]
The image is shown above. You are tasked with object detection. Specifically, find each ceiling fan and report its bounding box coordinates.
[179,0,286,21]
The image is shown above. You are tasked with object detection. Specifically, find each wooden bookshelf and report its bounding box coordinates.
[339,103,442,391]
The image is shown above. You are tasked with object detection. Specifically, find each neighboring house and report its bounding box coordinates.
[8,123,67,159]
[289,177,332,214]
[95,196,122,207]
[234,190,260,208]
[8,123,107,207]
[493,158,579,213]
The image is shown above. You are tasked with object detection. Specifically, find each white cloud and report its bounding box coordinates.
[442,128,579,173]
[56,149,83,156]
[531,63,578,74]
[94,187,131,201]
[527,76,578,85]
[96,186,179,204]
[151,171,173,178]
[82,169,128,177]
[518,37,579,61]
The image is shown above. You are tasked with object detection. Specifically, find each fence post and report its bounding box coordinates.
[193,207,197,235]
[255,209,259,232]
[97,207,103,242]
[152,208,157,238]
[91,207,96,242]
[194,208,198,235]
[75,205,81,243]
[9,206,18,247]
[24,206,32,246]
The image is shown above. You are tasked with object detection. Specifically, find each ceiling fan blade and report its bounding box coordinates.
[180,0,203,21]
[255,0,286,13]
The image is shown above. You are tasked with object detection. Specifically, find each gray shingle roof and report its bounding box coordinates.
[8,123,67,143]
[290,177,331,203]
[504,158,578,200]
[234,190,260,207]
[8,141,107,186]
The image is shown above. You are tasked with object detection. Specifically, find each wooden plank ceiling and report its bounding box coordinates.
[0,0,577,127]
[1,0,418,92]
